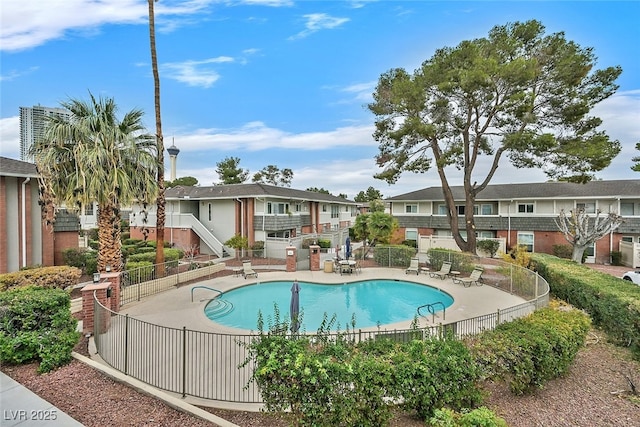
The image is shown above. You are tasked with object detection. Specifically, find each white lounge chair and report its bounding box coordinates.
[453,267,484,287]
[405,258,420,275]
[242,260,257,279]
[429,261,452,280]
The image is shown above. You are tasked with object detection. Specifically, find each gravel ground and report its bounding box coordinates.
[2,263,638,426]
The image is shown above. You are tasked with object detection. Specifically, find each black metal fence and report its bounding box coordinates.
[93,253,549,404]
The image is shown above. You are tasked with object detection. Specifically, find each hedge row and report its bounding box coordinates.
[532,253,640,360]
[467,305,591,394]
[0,287,80,373]
[0,266,81,292]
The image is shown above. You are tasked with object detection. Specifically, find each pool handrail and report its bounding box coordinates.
[191,285,223,302]
[417,301,446,323]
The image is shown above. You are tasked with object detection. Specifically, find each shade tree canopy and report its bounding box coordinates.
[368,20,621,253]
[354,187,384,202]
[215,156,249,185]
[252,165,293,187]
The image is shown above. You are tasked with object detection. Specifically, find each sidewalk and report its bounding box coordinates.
[1,371,84,426]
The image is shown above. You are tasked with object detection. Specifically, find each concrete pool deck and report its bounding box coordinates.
[119,267,527,334]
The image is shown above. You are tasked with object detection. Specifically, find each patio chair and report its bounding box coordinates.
[405,258,420,275]
[453,267,484,287]
[242,260,258,279]
[429,261,452,280]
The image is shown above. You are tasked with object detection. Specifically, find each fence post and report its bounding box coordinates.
[124,314,129,376]
[496,308,501,325]
[182,326,187,398]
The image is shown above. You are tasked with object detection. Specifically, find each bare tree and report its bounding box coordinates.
[555,209,623,263]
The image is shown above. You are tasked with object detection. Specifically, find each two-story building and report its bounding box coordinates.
[129,183,358,258]
[0,157,80,273]
[387,179,640,267]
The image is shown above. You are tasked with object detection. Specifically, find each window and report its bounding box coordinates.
[208,203,211,221]
[322,204,327,212]
[620,203,635,216]
[480,204,493,215]
[295,203,302,212]
[267,202,272,214]
[437,204,465,215]
[576,202,596,213]
[517,232,534,252]
[84,203,94,216]
[331,205,339,219]
[405,229,418,241]
[518,203,534,213]
[405,204,418,213]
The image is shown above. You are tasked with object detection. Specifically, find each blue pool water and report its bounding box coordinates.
[204,279,454,331]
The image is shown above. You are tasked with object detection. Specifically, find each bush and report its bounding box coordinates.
[552,244,573,259]
[0,266,82,292]
[245,315,483,425]
[430,407,508,427]
[532,253,640,360]
[62,248,98,274]
[477,240,500,258]
[427,248,475,273]
[0,287,80,373]
[467,306,591,394]
[610,251,622,266]
[373,245,415,267]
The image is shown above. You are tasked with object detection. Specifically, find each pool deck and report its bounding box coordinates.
[120,267,526,334]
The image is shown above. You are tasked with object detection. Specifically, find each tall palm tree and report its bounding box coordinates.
[31,93,158,272]
[148,0,166,273]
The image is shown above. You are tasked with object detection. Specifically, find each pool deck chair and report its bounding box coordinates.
[242,260,258,279]
[453,267,484,287]
[405,258,420,275]
[429,261,452,280]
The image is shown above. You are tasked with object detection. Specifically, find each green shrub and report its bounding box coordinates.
[373,245,415,267]
[0,287,80,373]
[532,253,640,360]
[468,306,591,394]
[0,266,81,292]
[552,244,573,259]
[477,240,500,258]
[88,240,99,250]
[386,338,482,420]
[124,261,154,282]
[610,251,622,266]
[430,407,508,427]
[427,249,475,273]
[62,248,97,275]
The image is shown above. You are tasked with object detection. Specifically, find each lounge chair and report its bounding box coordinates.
[242,260,258,279]
[429,261,452,280]
[405,258,420,275]
[453,267,484,287]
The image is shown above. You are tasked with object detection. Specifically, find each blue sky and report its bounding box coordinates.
[1,0,639,199]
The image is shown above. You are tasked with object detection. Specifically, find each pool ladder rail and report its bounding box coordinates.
[417,301,446,323]
[192,285,235,319]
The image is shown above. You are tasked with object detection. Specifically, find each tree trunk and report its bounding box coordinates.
[97,202,123,272]
[148,0,166,275]
[572,245,586,264]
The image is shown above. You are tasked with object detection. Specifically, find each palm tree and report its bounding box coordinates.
[31,93,159,272]
[148,0,166,273]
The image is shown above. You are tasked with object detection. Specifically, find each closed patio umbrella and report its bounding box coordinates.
[345,236,351,259]
[290,280,300,333]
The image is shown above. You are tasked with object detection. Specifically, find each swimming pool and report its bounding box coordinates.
[204,279,454,331]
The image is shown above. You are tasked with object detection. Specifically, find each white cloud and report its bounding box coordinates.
[288,13,350,40]
[0,0,213,51]
[162,56,234,88]
[0,116,20,158]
